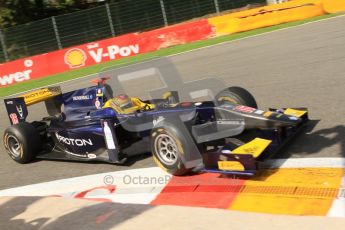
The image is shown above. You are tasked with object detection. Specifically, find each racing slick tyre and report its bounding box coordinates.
[3,122,41,164]
[216,86,258,109]
[151,123,194,176]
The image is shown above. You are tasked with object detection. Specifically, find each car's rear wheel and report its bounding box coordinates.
[216,86,258,109]
[3,122,41,163]
[151,125,192,176]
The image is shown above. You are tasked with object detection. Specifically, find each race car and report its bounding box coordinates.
[3,78,309,176]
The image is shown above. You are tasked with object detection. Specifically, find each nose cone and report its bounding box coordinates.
[269,113,302,126]
[242,111,302,129]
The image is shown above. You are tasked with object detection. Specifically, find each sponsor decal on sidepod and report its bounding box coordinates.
[55,133,93,147]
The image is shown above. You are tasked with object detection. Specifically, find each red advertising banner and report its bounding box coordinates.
[0,20,213,88]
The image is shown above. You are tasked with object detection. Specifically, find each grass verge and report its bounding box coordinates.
[0,13,340,98]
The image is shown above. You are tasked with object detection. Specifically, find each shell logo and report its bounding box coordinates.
[64,48,87,68]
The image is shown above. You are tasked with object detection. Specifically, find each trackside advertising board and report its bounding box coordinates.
[0,20,213,87]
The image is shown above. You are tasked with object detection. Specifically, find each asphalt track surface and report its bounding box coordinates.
[1,16,345,189]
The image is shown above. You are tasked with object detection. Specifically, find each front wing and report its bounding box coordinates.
[202,108,309,176]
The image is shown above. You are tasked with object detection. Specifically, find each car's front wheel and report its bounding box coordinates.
[216,86,258,109]
[151,125,191,176]
[3,122,41,163]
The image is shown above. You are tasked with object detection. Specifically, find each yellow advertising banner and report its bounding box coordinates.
[322,0,345,13]
[209,0,325,36]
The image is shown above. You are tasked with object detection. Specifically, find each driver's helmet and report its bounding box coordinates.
[111,94,133,110]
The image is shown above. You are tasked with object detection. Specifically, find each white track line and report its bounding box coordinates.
[0,158,344,195]
[3,14,345,99]
[0,167,169,204]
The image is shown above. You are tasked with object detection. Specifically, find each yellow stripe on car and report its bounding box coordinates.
[284,108,307,118]
[232,138,272,158]
[218,161,245,171]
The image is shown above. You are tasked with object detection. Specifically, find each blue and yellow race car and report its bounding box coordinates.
[3,78,308,176]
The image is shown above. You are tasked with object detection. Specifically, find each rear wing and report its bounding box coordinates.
[4,87,62,125]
